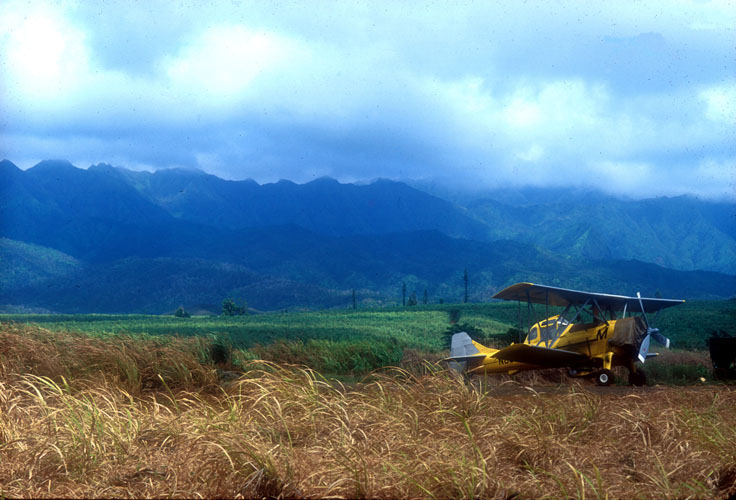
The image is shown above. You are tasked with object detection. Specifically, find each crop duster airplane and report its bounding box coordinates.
[448,283,685,386]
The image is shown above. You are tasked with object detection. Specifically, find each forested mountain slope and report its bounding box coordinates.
[466,192,736,274]
[1,159,734,312]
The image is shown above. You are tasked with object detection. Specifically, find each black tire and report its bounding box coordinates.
[595,369,615,386]
[628,369,647,386]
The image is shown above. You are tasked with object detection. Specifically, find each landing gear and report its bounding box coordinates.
[594,369,615,386]
[628,369,647,386]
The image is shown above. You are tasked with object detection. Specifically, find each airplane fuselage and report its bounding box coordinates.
[469,317,633,375]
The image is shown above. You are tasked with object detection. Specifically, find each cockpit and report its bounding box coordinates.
[526,315,570,347]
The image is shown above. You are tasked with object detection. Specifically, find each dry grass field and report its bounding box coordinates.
[1,322,735,499]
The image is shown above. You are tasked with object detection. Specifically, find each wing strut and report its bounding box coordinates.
[590,298,609,325]
[567,298,592,325]
[517,299,523,342]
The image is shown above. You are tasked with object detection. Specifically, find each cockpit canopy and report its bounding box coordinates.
[526,315,570,346]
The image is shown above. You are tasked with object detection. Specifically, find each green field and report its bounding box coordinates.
[0,304,517,350]
[2,300,733,378]
[3,300,733,348]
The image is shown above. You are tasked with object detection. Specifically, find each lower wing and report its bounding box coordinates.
[492,343,590,368]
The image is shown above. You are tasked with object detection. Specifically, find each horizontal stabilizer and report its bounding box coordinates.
[492,343,589,368]
[444,354,487,363]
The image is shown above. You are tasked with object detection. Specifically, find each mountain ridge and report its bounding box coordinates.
[465,194,736,274]
[1,159,734,313]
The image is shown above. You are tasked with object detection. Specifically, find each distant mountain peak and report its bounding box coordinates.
[88,162,116,170]
[155,167,208,177]
[30,159,77,172]
[0,160,22,184]
[0,159,21,172]
[306,176,340,185]
[370,177,400,185]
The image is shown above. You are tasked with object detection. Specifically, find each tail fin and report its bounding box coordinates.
[448,332,487,372]
[451,331,481,358]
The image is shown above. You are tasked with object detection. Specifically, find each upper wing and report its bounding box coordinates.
[492,282,685,313]
[492,343,590,368]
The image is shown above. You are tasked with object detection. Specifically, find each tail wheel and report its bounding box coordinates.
[595,369,615,386]
[628,369,647,386]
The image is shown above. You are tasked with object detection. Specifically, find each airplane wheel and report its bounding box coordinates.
[595,369,615,386]
[628,369,647,386]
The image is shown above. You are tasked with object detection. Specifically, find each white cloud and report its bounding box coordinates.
[0,0,734,199]
[163,25,305,102]
[504,97,542,129]
[0,4,88,104]
[700,83,736,124]
[592,160,654,187]
[516,144,545,163]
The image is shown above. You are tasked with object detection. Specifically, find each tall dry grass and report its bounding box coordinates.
[0,322,220,392]
[1,321,735,498]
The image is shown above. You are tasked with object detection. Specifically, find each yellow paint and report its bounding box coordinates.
[470,316,632,376]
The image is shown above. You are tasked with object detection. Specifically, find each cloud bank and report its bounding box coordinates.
[1,0,734,199]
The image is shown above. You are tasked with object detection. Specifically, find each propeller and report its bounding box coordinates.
[636,292,671,363]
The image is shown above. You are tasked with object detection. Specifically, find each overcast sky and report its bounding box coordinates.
[1,0,734,199]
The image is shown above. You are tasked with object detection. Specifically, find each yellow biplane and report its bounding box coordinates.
[447,283,685,386]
